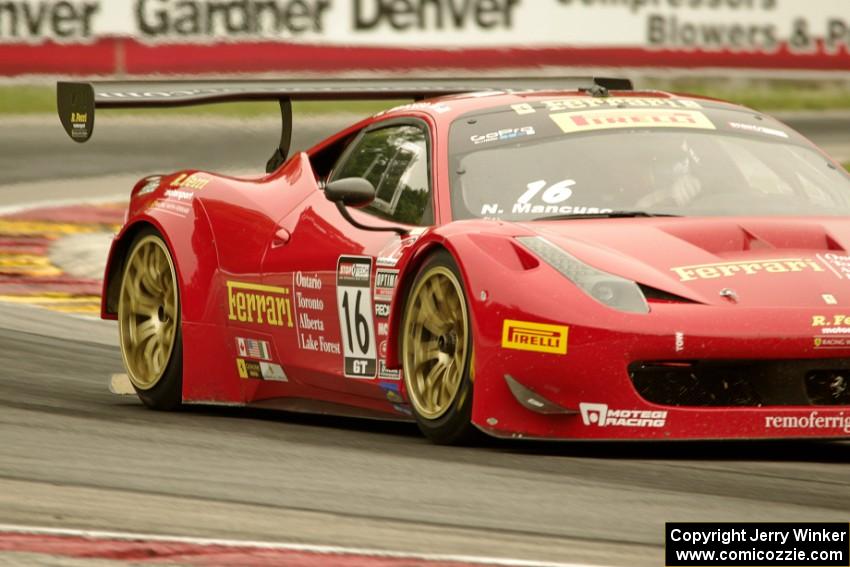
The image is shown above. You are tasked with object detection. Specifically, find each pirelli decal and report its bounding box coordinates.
[551,108,715,134]
[227,281,293,328]
[502,319,568,355]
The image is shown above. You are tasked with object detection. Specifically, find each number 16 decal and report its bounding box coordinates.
[336,256,377,378]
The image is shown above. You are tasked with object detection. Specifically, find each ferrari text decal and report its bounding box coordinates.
[337,256,377,379]
[671,258,824,282]
[551,109,716,135]
[236,358,288,382]
[501,319,568,355]
[227,281,294,327]
[579,403,667,429]
[765,412,850,434]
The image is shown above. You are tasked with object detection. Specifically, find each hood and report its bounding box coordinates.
[524,217,850,308]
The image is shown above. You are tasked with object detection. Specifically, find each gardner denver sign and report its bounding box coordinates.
[3,0,850,74]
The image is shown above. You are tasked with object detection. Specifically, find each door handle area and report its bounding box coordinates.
[272,228,291,247]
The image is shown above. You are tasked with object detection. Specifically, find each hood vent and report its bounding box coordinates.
[661,221,846,255]
[639,284,699,304]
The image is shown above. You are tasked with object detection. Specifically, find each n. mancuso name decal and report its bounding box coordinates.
[337,256,377,379]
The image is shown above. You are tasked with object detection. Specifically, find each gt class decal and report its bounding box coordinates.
[337,256,377,379]
[227,281,293,328]
[501,319,568,355]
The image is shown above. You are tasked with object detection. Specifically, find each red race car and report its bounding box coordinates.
[58,78,850,443]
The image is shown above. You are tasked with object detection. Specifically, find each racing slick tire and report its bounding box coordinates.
[117,227,183,411]
[401,250,477,444]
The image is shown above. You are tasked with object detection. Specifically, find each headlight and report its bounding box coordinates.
[517,236,649,314]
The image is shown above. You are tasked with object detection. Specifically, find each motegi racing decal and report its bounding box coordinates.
[579,403,667,428]
[337,256,377,379]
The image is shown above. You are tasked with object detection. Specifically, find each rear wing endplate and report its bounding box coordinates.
[57,77,633,173]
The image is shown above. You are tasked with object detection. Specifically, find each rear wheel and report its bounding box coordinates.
[117,228,182,410]
[401,251,477,444]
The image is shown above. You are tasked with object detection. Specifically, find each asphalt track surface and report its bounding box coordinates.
[1,113,849,566]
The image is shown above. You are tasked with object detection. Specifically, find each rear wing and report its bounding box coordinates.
[57,77,633,173]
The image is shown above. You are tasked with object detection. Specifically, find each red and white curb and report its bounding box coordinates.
[0,198,125,315]
[0,525,603,567]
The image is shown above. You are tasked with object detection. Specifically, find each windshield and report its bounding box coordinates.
[449,101,850,221]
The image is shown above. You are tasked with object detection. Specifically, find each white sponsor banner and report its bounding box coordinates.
[2,0,850,55]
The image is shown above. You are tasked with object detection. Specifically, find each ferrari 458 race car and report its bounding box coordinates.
[58,77,850,443]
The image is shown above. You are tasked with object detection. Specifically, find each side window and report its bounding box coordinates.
[330,124,432,226]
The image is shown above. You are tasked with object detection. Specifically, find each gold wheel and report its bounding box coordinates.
[118,234,179,391]
[402,265,469,420]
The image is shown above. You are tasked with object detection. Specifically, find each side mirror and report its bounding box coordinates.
[324,177,375,208]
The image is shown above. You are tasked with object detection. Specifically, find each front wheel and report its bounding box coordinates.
[401,250,477,444]
[117,228,183,410]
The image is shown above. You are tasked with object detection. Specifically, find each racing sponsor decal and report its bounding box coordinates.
[675,331,685,353]
[511,103,535,115]
[227,281,293,328]
[236,336,271,361]
[374,268,399,303]
[811,314,850,334]
[470,126,535,145]
[510,98,703,115]
[149,199,191,218]
[69,111,90,139]
[671,258,824,282]
[170,173,210,190]
[376,255,399,267]
[823,294,838,305]
[237,358,288,382]
[817,253,850,279]
[337,256,377,379]
[729,121,789,139]
[163,189,193,201]
[392,403,413,416]
[136,176,162,196]
[375,302,391,318]
[501,319,568,355]
[379,360,401,380]
[379,381,404,403]
[813,336,850,349]
[765,411,850,434]
[579,403,668,428]
[551,109,716,135]
[377,339,401,380]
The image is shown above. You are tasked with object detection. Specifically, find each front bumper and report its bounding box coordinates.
[470,304,850,440]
